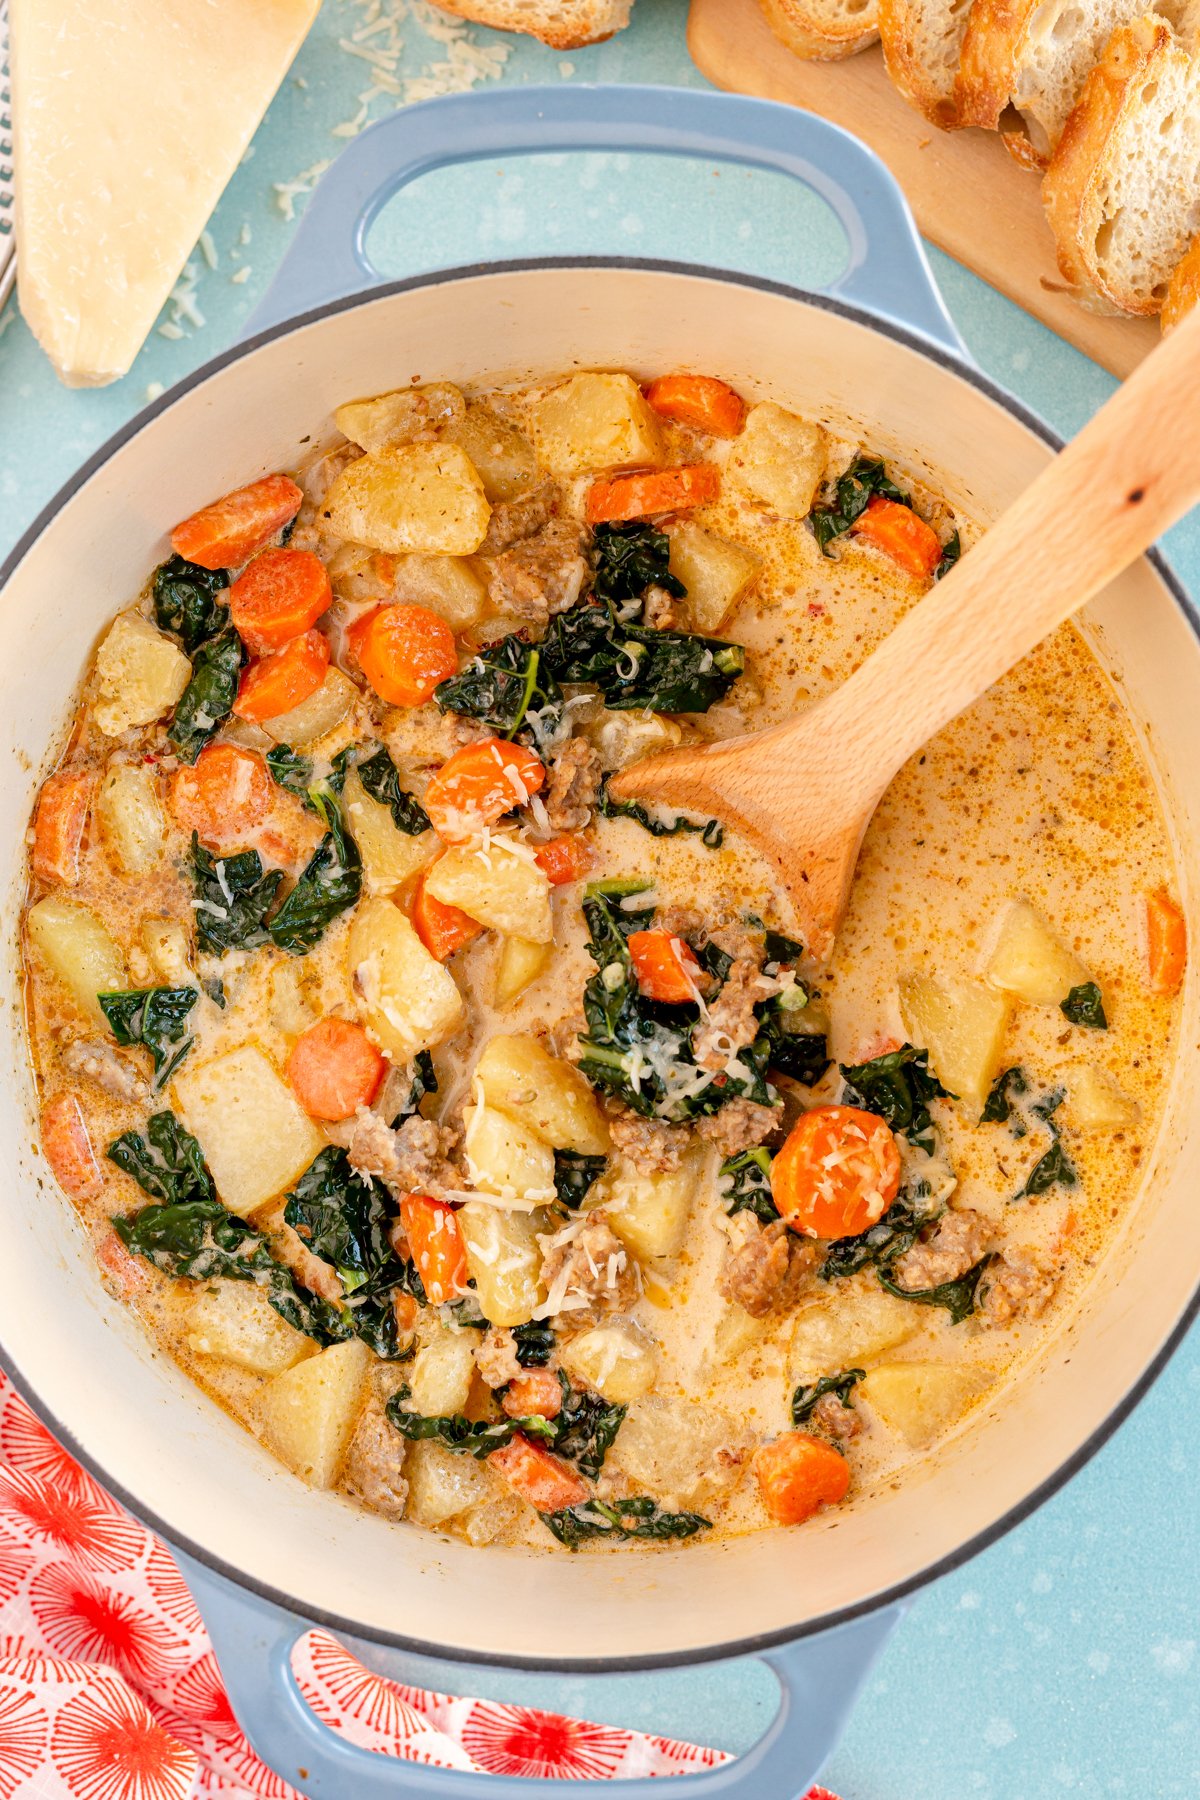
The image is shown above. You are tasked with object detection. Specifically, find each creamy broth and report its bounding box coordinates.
[22,370,1182,1551]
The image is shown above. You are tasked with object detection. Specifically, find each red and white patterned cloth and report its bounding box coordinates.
[0,1373,841,1799]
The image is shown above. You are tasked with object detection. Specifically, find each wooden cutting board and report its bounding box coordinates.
[687,0,1158,377]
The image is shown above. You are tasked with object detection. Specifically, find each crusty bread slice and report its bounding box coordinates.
[760,0,879,60]
[1043,14,1200,314]
[426,0,633,48]
[1162,233,1200,329]
[958,0,1200,169]
[878,0,976,124]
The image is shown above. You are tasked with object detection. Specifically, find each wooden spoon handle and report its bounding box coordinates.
[812,306,1200,810]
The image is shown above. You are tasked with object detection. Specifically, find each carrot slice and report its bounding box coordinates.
[850,496,942,579]
[1146,888,1187,996]
[628,929,705,1004]
[228,548,332,653]
[285,1017,385,1121]
[772,1104,901,1241]
[32,771,94,886]
[533,833,594,886]
[233,629,329,723]
[502,1369,564,1420]
[349,603,458,707]
[167,743,271,844]
[423,738,546,844]
[41,1093,104,1201]
[411,867,484,961]
[645,374,747,437]
[400,1193,469,1306]
[170,475,303,571]
[488,1433,589,1511]
[585,463,720,526]
[753,1432,850,1525]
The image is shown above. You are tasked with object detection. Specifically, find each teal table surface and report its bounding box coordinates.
[2,4,1197,1795]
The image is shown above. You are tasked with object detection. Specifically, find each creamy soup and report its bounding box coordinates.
[22,370,1186,1551]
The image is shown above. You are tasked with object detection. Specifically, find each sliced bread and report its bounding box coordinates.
[1162,233,1200,328]
[760,0,879,59]
[878,0,976,124]
[1043,14,1200,313]
[957,0,1200,168]
[427,0,634,47]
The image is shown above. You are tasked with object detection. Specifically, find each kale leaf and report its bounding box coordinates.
[385,1389,557,1459]
[808,457,912,557]
[189,836,283,955]
[152,556,228,652]
[934,530,962,581]
[980,1065,1028,1127]
[392,1049,437,1126]
[764,929,806,966]
[268,792,362,954]
[540,1497,711,1549]
[107,1111,214,1207]
[354,743,431,835]
[1061,982,1108,1029]
[283,1147,399,1299]
[591,521,685,606]
[98,986,199,1089]
[553,1151,607,1211]
[819,1193,930,1282]
[840,1043,950,1153]
[597,775,723,847]
[541,598,744,714]
[721,1147,781,1224]
[168,625,245,763]
[434,634,563,744]
[265,744,314,802]
[1014,1137,1078,1201]
[791,1368,865,1428]
[551,1381,627,1481]
[512,1322,557,1367]
[880,1254,992,1324]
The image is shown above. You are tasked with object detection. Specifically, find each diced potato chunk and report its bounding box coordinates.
[459,1489,529,1545]
[347,898,465,1061]
[599,1150,699,1262]
[141,918,194,987]
[706,1302,769,1372]
[474,1035,610,1154]
[334,382,466,454]
[187,1283,315,1375]
[986,899,1088,1005]
[859,1361,982,1448]
[173,1045,325,1218]
[405,1438,497,1527]
[1067,1065,1140,1134]
[532,372,665,476]
[260,1339,370,1487]
[324,443,491,556]
[463,1101,556,1203]
[447,402,539,501]
[609,1395,750,1508]
[26,896,125,1027]
[790,1284,917,1375]
[560,1321,658,1404]
[494,935,551,1007]
[92,611,191,738]
[96,763,164,873]
[261,669,356,748]
[583,708,682,771]
[727,403,827,517]
[407,1327,483,1416]
[424,845,552,945]
[667,519,761,631]
[342,771,436,897]
[457,1201,548,1327]
[899,971,1011,1117]
[392,553,488,631]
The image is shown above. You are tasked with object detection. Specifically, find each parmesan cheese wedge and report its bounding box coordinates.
[10,0,320,386]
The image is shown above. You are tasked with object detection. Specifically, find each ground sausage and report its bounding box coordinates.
[606,1101,691,1175]
[480,480,558,553]
[544,737,603,832]
[327,1108,460,1199]
[643,584,682,630]
[540,1210,638,1328]
[891,1207,991,1292]
[720,1220,819,1317]
[695,1099,781,1160]
[475,1326,524,1389]
[342,1395,409,1521]
[978,1251,1058,1325]
[693,958,781,1072]
[810,1393,863,1442]
[61,1040,150,1106]
[485,519,590,624]
[260,1206,344,1305]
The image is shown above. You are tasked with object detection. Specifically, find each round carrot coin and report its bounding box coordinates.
[754,1432,851,1526]
[628,929,705,1003]
[228,548,332,652]
[170,474,303,570]
[285,1017,385,1121]
[423,738,546,843]
[350,603,457,706]
[233,629,329,723]
[167,743,271,842]
[772,1104,901,1241]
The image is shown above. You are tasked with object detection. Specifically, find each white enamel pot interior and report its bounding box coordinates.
[2,263,1198,1669]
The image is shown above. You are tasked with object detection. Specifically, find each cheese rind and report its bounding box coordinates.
[11,0,320,387]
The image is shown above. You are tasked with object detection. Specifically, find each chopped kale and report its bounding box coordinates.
[541,596,744,715]
[385,1389,557,1459]
[268,792,362,954]
[512,1322,556,1367]
[434,633,562,742]
[791,1368,865,1428]
[1013,1137,1078,1202]
[820,1192,933,1282]
[980,1065,1028,1127]
[764,929,806,966]
[392,1050,437,1126]
[283,1147,398,1299]
[551,1380,627,1481]
[106,1111,214,1208]
[721,1147,780,1224]
[265,744,313,801]
[355,743,431,835]
[591,521,686,607]
[168,624,245,763]
[98,986,199,1088]
[880,1254,992,1324]
[759,974,830,1085]
[840,1043,950,1153]
[152,556,228,652]
[934,530,962,581]
[189,836,283,955]
[553,1150,607,1211]
[540,1497,711,1549]
[1061,981,1108,1029]
[1030,1086,1065,1127]
[808,457,912,557]
[598,775,723,847]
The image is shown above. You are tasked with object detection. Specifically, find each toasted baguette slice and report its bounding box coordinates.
[1161,233,1200,329]
[1044,14,1200,314]
[427,0,633,47]
[760,0,879,59]
[958,0,1200,169]
[879,0,976,124]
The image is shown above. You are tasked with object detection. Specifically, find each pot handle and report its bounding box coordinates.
[179,1549,904,1799]
[245,83,964,358]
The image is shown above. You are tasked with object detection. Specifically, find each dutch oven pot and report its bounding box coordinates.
[1,86,1198,1800]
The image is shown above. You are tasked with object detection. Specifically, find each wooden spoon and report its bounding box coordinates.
[607,308,1200,957]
